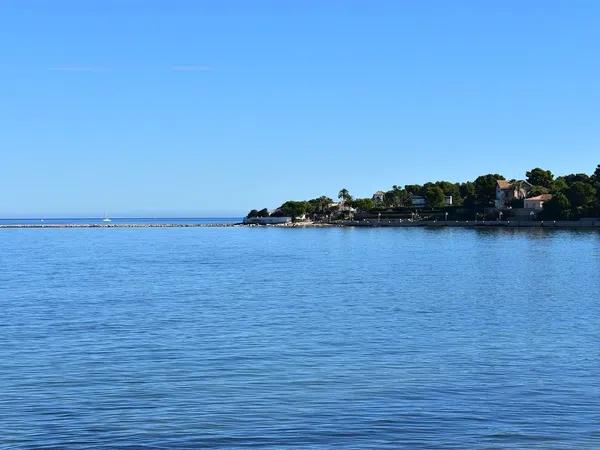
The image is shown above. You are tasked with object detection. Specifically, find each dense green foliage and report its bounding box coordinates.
[473,174,505,205]
[247,208,270,218]
[247,164,600,221]
[542,194,571,219]
[540,166,599,219]
[307,196,333,214]
[383,185,408,207]
[526,168,554,188]
[424,186,445,208]
[278,201,309,219]
[349,198,375,211]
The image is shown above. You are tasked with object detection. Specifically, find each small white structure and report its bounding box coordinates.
[337,204,356,213]
[243,216,292,225]
[410,195,427,208]
[524,194,552,210]
[444,195,453,206]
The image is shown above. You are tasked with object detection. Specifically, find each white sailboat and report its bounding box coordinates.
[102,212,112,223]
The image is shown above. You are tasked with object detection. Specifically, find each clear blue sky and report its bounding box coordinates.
[1,0,599,217]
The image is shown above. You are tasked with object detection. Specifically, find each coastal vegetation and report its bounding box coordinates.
[248,165,600,222]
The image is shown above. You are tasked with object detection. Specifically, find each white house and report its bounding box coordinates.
[409,195,452,208]
[243,216,292,225]
[524,194,552,210]
[337,204,357,214]
[495,180,532,209]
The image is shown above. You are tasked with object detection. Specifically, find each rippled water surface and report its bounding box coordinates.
[0,217,242,225]
[1,227,600,449]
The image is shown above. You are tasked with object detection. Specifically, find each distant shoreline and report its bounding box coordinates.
[1,220,600,229]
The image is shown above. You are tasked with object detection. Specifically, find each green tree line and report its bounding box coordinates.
[248,165,600,220]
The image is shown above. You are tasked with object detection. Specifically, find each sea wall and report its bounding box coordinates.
[243,216,292,225]
[342,219,600,228]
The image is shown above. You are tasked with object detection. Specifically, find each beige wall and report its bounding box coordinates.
[524,199,544,210]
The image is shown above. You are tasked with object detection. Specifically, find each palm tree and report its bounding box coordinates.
[338,188,352,205]
[318,196,332,213]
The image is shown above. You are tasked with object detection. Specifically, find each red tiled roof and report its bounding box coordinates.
[526,194,553,201]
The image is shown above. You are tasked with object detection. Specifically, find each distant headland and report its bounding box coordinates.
[245,164,600,227]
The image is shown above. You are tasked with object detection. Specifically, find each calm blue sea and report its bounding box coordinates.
[1,226,600,449]
[0,217,242,225]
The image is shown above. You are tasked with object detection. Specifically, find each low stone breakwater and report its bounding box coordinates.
[0,223,245,229]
